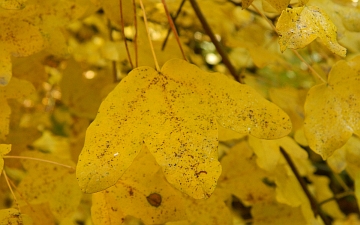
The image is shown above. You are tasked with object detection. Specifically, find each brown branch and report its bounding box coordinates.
[132,0,138,67]
[161,0,187,60]
[189,0,243,83]
[162,0,186,51]
[120,0,134,69]
[280,148,331,225]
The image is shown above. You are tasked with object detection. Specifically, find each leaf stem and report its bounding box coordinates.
[3,170,22,217]
[3,156,75,171]
[132,0,138,67]
[120,0,134,69]
[161,0,186,51]
[161,0,187,61]
[250,3,326,84]
[280,147,331,225]
[189,0,243,83]
[139,0,160,71]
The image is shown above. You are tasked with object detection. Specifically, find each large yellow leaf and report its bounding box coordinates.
[276,6,346,57]
[304,56,360,159]
[76,59,291,199]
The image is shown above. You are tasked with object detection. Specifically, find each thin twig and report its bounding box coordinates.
[162,0,186,51]
[250,3,326,84]
[334,173,351,192]
[189,0,243,83]
[139,0,160,71]
[107,19,119,82]
[3,156,75,171]
[132,0,138,67]
[319,190,354,206]
[280,148,331,225]
[120,0,134,69]
[161,0,187,60]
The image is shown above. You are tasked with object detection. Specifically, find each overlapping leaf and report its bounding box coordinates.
[76,59,291,199]
[304,56,360,159]
[17,151,81,220]
[276,6,346,57]
[91,146,187,225]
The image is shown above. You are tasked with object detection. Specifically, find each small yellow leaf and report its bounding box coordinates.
[310,175,345,220]
[276,6,346,57]
[249,136,280,171]
[304,57,360,159]
[0,144,11,174]
[0,208,32,225]
[77,59,291,199]
[219,141,274,205]
[0,0,26,10]
[264,0,290,12]
[242,0,254,9]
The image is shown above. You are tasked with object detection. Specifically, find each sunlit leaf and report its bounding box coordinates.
[304,56,360,159]
[276,6,346,57]
[76,59,291,199]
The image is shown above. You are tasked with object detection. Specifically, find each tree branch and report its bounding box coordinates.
[280,147,331,225]
[189,0,243,83]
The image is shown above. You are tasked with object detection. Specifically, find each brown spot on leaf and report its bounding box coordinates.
[146,193,162,207]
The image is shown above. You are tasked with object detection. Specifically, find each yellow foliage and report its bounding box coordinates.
[276,6,346,57]
[76,59,291,199]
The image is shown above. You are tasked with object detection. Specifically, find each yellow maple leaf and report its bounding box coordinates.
[76,59,291,199]
[276,6,346,57]
[304,56,360,159]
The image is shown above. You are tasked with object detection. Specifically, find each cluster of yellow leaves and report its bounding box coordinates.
[2,0,360,224]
